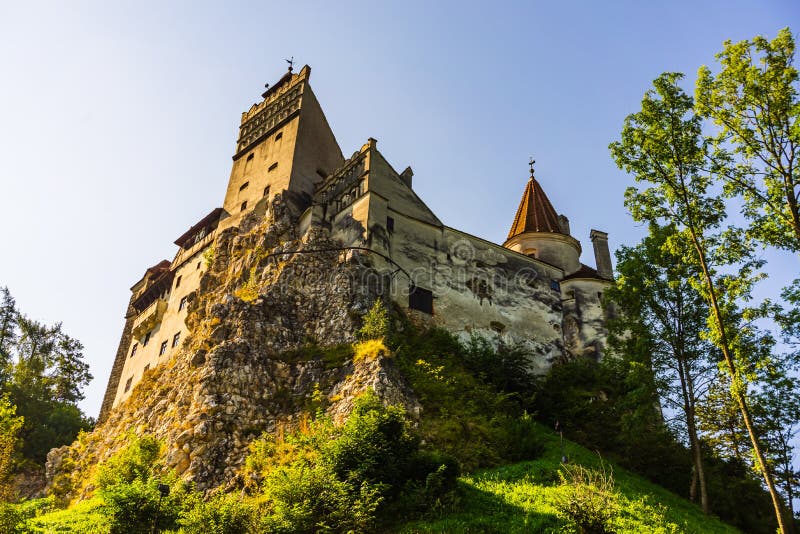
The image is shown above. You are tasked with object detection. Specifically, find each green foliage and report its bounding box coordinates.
[178,491,255,534]
[23,497,105,533]
[246,391,458,532]
[353,338,389,362]
[390,325,544,471]
[95,432,163,489]
[0,395,23,499]
[695,28,800,252]
[554,463,618,534]
[358,300,389,340]
[101,478,186,534]
[259,463,383,533]
[0,287,93,467]
[202,245,215,267]
[92,433,188,534]
[462,334,533,397]
[400,426,737,534]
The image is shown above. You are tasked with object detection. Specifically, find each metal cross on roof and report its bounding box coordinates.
[285,56,295,72]
[529,157,536,179]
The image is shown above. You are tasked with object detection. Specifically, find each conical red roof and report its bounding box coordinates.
[507,177,563,240]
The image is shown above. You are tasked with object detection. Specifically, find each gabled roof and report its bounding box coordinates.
[507,177,563,240]
[562,263,606,281]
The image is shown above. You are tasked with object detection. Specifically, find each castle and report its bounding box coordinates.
[98,64,613,424]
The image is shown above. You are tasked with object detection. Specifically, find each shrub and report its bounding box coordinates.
[178,491,255,534]
[358,300,389,340]
[101,478,186,534]
[95,432,162,488]
[260,463,383,533]
[245,391,457,531]
[94,433,187,534]
[353,338,389,362]
[554,463,618,534]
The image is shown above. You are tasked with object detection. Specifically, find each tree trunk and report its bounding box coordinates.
[688,229,789,533]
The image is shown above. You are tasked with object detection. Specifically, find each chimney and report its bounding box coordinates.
[590,229,612,279]
[558,214,571,236]
[400,166,414,188]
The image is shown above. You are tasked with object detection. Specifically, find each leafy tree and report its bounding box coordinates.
[753,353,800,523]
[0,396,23,501]
[0,288,93,467]
[610,72,788,531]
[605,223,716,512]
[695,28,799,252]
[0,288,17,380]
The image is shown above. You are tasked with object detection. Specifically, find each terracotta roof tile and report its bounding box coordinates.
[507,177,563,239]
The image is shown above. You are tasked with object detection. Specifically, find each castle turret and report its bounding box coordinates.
[221,64,344,224]
[503,165,581,275]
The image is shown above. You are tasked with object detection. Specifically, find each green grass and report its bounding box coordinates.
[15,425,740,534]
[397,424,740,534]
[24,497,107,533]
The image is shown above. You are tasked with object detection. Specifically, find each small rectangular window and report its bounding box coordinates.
[239,181,249,191]
[268,162,278,172]
[387,216,395,232]
[159,341,168,356]
[175,275,182,289]
[550,280,561,292]
[179,296,188,311]
[409,285,433,315]
[275,132,283,140]
[124,377,133,393]
[246,153,254,161]
[144,364,150,373]
[263,185,270,197]
[130,343,138,357]
[240,201,248,212]
[172,332,181,348]
[196,261,201,270]
[143,331,151,346]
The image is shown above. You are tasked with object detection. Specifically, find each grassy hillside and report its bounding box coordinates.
[398,425,739,534]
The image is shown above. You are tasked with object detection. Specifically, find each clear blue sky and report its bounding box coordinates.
[0,1,797,417]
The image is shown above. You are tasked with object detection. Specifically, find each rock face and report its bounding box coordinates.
[46,195,419,500]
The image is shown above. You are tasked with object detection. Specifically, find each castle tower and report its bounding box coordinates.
[503,166,582,275]
[221,64,344,222]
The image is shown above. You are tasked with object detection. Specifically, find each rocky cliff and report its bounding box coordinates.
[46,194,419,501]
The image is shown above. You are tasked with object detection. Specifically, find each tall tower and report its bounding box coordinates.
[221,65,343,221]
[503,165,581,275]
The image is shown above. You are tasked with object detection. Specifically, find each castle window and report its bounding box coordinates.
[241,201,248,212]
[268,162,278,172]
[550,280,561,292]
[246,153,254,161]
[179,296,188,311]
[239,181,249,191]
[143,331,151,346]
[124,377,132,393]
[597,292,603,301]
[197,262,201,270]
[175,276,182,289]
[172,332,181,347]
[387,216,394,232]
[159,341,168,356]
[263,185,270,197]
[130,343,138,358]
[409,285,433,315]
[275,131,282,140]
[144,364,150,373]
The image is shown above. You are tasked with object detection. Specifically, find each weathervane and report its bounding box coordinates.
[529,157,536,179]
[285,56,295,72]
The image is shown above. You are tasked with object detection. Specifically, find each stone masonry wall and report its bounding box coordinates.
[45,194,419,500]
